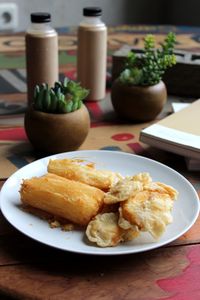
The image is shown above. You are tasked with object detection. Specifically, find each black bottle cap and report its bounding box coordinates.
[83,7,102,17]
[31,12,51,23]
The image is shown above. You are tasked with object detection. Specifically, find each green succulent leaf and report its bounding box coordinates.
[77,100,82,109]
[72,101,79,112]
[43,87,51,112]
[65,100,73,113]
[49,89,57,112]
[34,85,40,99]
[35,85,46,111]
[57,99,67,113]
[54,81,62,90]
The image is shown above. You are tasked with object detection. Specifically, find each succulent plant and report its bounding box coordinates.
[120,32,177,86]
[33,78,89,113]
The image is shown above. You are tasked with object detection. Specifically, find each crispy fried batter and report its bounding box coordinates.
[104,176,143,204]
[120,190,174,239]
[86,212,139,247]
[144,182,178,200]
[118,207,136,230]
[132,172,152,185]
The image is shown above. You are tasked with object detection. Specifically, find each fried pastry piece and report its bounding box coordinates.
[86,212,139,247]
[48,158,121,191]
[121,190,175,239]
[20,173,104,226]
[144,182,178,200]
[104,174,147,204]
[118,207,136,230]
[132,172,152,185]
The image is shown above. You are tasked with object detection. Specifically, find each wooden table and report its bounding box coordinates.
[0,25,200,300]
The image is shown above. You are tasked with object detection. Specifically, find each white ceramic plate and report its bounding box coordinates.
[0,150,199,255]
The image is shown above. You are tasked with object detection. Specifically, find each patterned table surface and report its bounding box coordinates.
[0,25,200,300]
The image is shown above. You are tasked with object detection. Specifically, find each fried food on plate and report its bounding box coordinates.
[120,188,176,239]
[144,181,178,200]
[48,158,121,191]
[86,212,139,247]
[20,173,104,226]
[118,207,136,230]
[104,172,151,204]
[132,172,152,185]
[20,157,179,248]
[104,176,143,204]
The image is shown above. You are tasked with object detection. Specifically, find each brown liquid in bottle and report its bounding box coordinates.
[77,8,107,101]
[26,13,58,105]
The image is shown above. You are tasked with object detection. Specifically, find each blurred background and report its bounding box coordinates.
[0,0,200,32]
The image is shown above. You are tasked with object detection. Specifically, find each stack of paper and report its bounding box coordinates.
[140,99,200,170]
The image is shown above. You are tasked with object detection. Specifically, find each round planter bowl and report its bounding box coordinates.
[24,104,90,154]
[111,79,167,122]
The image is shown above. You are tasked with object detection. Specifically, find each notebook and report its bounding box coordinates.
[140,99,200,160]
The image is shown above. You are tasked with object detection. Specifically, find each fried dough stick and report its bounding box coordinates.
[48,158,121,191]
[20,173,104,226]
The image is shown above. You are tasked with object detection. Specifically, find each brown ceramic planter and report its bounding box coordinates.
[24,104,90,154]
[111,79,167,122]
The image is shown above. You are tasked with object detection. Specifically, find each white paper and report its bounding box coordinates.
[142,124,200,150]
[171,103,190,113]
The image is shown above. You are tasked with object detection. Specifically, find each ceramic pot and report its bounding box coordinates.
[111,79,167,122]
[24,104,90,154]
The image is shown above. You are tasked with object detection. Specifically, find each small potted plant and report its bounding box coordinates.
[111,32,176,122]
[24,78,90,154]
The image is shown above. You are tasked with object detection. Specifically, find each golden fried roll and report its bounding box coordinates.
[48,158,121,191]
[86,212,139,247]
[20,173,104,226]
